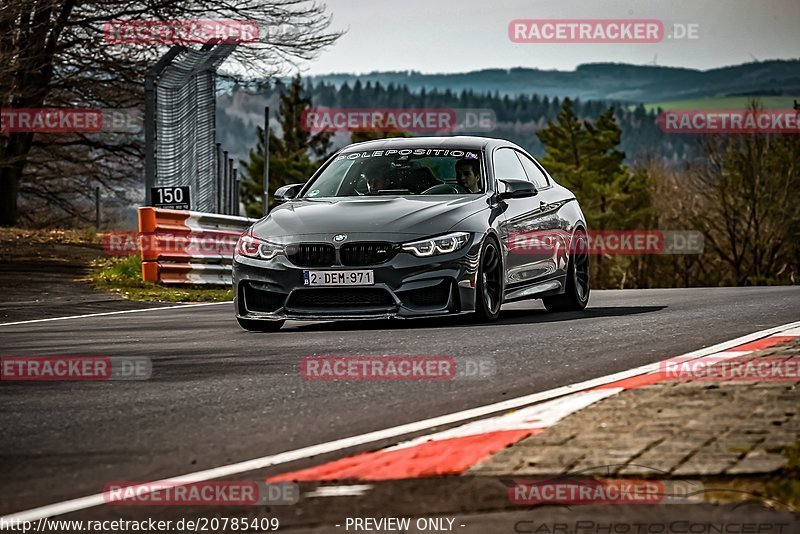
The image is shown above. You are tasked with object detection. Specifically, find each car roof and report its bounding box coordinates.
[339,136,523,154]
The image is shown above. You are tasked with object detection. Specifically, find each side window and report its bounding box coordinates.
[516,152,550,189]
[494,148,527,182]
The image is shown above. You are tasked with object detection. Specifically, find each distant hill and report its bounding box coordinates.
[307,60,800,102]
[217,59,800,168]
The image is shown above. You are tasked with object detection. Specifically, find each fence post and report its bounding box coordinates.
[95,186,101,230]
[216,143,223,213]
[144,71,156,207]
[232,168,239,216]
[144,45,186,206]
[225,158,235,215]
[263,106,270,216]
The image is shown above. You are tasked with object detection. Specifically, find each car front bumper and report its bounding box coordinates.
[232,239,481,322]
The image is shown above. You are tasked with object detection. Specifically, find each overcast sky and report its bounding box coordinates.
[302,0,800,75]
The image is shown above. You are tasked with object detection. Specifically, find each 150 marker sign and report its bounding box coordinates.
[151,186,191,210]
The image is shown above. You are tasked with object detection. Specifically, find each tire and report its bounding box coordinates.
[237,317,286,332]
[474,237,504,322]
[542,229,590,312]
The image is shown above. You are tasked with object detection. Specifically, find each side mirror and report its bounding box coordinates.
[274,183,304,202]
[497,178,537,200]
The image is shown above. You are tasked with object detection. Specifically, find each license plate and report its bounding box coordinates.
[303,270,374,286]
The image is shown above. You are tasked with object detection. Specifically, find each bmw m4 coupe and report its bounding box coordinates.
[233,136,589,331]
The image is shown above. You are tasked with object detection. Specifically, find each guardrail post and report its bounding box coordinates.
[138,207,159,283]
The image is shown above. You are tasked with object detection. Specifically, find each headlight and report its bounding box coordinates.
[235,231,283,260]
[402,232,470,257]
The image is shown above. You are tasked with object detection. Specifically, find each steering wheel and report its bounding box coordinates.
[354,175,369,195]
[421,183,468,195]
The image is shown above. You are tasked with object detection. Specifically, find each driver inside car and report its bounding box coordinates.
[455,158,481,193]
[406,165,441,193]
[364,171,390,194]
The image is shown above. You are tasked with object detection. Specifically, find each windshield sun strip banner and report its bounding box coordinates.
[334,149,481,161]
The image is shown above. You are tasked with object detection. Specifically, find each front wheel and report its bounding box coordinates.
[237,317,286,332]
[474,238,504,322]
[542,230,590,312]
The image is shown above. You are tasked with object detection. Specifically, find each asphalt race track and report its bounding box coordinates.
[2,286,799,524]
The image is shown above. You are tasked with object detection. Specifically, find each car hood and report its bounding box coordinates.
[252,196,488,240]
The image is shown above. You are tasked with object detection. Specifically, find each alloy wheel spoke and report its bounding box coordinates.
[481,245,502,312]
[484,251,498,271]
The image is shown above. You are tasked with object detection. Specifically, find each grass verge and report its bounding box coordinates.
[90,254,233,302]
[764,440,800,509]
[694,440,800,511]
[635,96,799,112]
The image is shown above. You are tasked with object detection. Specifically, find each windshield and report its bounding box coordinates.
[302,148,485,198]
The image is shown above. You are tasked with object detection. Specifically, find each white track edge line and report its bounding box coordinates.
[2,319,799,525]
[387,387,623,451]
[0,302,231,327]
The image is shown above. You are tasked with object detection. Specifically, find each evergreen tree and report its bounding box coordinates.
[537,98,652,287]
[240,74,332,217]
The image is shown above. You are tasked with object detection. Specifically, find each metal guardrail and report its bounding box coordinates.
[138,207,255,284]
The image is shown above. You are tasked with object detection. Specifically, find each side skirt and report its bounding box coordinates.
[503,277,564,303]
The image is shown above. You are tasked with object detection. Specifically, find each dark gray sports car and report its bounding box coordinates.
[233,136,589,331]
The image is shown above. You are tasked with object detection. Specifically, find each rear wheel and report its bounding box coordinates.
[237,317,285,332]
[474,238,503,322]
[543,229,590,312]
